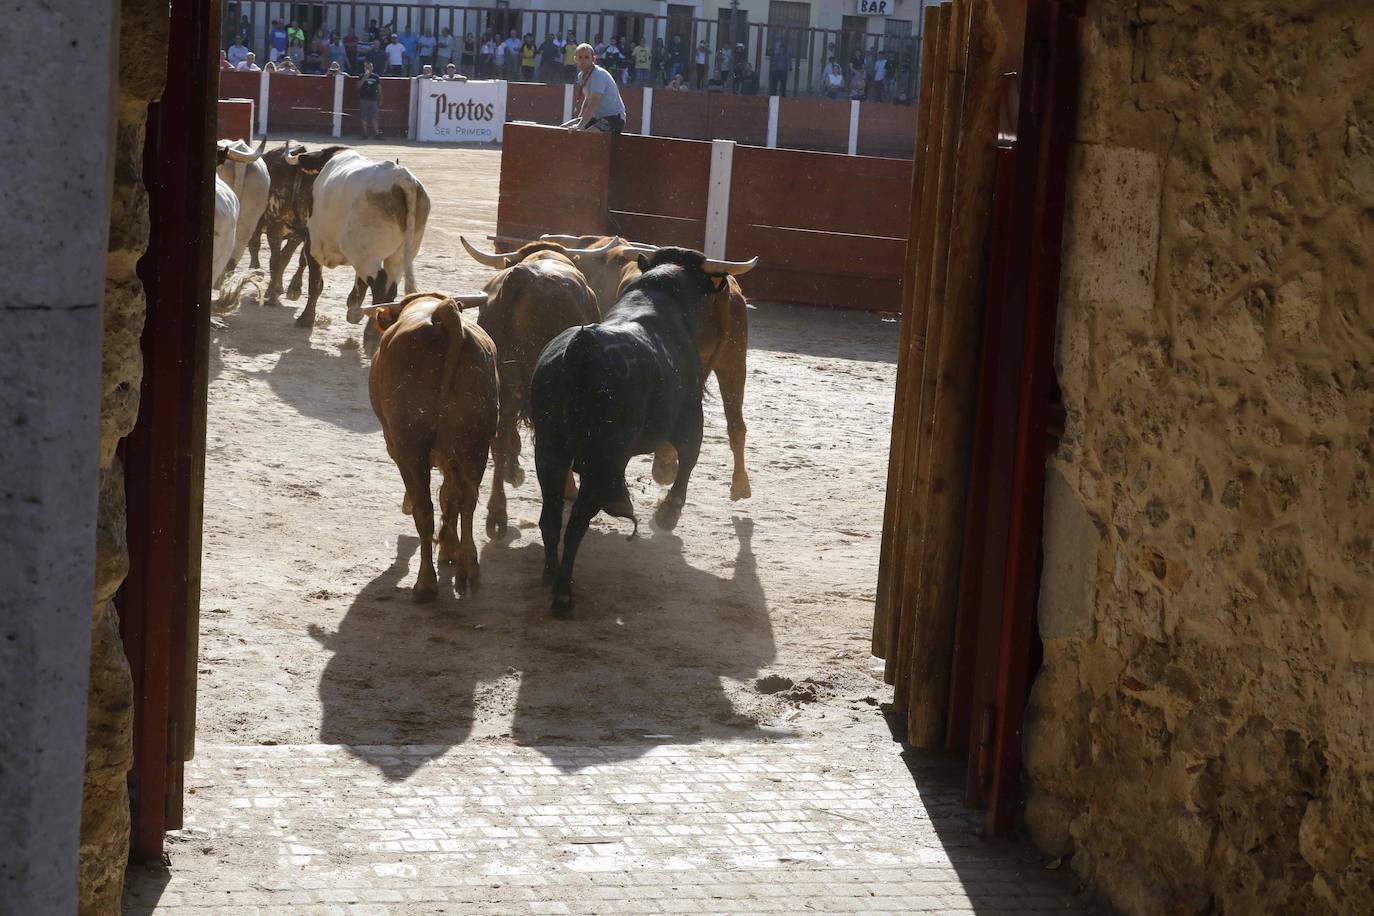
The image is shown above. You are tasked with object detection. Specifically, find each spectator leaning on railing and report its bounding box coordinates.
[237,51,260,72]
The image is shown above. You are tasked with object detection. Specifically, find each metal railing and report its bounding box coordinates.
[224,1,922,101]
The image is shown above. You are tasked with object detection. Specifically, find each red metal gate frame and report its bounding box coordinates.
[941,0,1084,835]
[119,0,220,862]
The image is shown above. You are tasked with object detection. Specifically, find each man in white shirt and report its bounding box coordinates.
[385,34,406,76]
[236,51,261,72]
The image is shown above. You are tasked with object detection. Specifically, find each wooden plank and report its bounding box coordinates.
[497,123,609,241]
[947,139,1018,759]
[506,81,565,124]
[856,101,919,159]
[775,96,851,153]
[707,93,770,146]
[607,212,705,249]
[340,76,411,138]
[895,0,972,722]
[217,69,259,100]
[266,74,334,133]
[217,99,253,142]
[651,89,710,140]
[609,135,711,220]
[907,0,1007,748]
[873,3,943,661]
[885,0,956,697]
[730,146,912,238]
[621,86,645,134]
[738,268,901,311]
[728,224,905,282]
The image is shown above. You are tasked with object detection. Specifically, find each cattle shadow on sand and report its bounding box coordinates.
[312,516,778,780]
[748,301,900,364]
[259,337,379,434]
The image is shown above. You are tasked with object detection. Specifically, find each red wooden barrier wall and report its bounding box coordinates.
[267,74,334,133]
[607,136,711,249]
[727,147,910,309]
[217,99,253,142]
[495,124,909,311]
[217,74,918,159]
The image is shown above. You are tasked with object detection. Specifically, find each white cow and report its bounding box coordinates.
[212,175,240,289]
[282,143,431,329]
[215,138,270,270]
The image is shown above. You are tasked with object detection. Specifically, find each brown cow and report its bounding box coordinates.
[541,233,753,501]
[457,237,605,537]
[367,292,498,601]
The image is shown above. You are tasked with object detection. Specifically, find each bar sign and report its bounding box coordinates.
[857,0,892,14]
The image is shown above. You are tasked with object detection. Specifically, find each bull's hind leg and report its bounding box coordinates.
[248,218,264,270]
[452,442,486,595]
[294,255,324,328]
[285,246,308,300]
[398,454,438,602]
[344,275,370,325]
[651,445,679,486]
[552,486,599,616]
[437,472,460,564]
[486,418,513,538]
[715,341,751,500]
[655,398,704,531]
[534,449,569,588]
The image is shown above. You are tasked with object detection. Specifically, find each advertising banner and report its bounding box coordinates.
[416,80,507,143]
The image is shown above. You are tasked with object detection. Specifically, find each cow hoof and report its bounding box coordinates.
[285,282,303,301]
[456,565,478,596]
[486,514,507,539]
[413,582,438,603]
[507,462,525,489]
[294,311,314,328]
[551,594,574,617]
[654,500,683,531]
[346,307,363,325]
[730,476,753,501]
[652,453,679,486]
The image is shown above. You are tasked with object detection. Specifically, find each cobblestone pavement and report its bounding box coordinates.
[124,738,1099,915]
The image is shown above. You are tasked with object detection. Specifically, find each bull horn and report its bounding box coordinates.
[460,235,513,269]
[614,243,658,261]
[539,234,586,245]
[703,256,759,276]
[283,140,305,165]
[562,238,621,257]
[449,294,490,309]
[359,301,399,318]
[223,136,267,163]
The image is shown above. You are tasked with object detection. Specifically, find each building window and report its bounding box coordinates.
[768,1,811,59]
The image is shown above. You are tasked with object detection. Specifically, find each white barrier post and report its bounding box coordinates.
[704,139,736,259]
[258,68,270,136]
[562,83,574,122]
[331,73,343,138]
[642,87,653,135]
[408,78,420,140]
[767,95,779,148]
[848,99,860,156]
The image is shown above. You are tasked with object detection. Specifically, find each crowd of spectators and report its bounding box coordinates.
[221,15,915,103]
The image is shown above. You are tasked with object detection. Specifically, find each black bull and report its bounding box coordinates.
[530,248,753,615]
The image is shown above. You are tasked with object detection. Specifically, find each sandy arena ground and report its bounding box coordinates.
[197,139,904,757]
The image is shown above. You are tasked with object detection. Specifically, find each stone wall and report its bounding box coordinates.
[81,1,168,913]
[1024,1,1374,913]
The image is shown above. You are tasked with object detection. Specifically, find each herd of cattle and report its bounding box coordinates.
[214,138,758,613]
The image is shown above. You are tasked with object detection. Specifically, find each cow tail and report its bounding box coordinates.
[402,176,420,295]
[433,298,469,396]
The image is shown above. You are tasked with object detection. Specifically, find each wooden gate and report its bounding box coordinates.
[870,0,1084,835]
[119,0,220,862]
